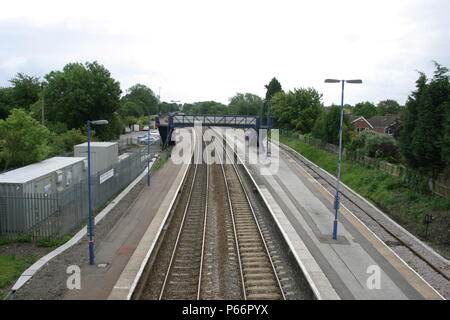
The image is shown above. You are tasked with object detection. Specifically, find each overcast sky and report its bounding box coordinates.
[1,0,449,106]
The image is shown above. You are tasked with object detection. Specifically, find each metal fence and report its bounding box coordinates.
[0,148,155,240]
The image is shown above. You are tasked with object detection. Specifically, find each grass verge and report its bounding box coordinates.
[280,134,450,259]
[0,255,36,299]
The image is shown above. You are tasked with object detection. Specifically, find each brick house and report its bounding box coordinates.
[352,114,402,135]
[351,116,373,132]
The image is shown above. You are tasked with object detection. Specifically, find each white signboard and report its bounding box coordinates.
[100,169,114,184]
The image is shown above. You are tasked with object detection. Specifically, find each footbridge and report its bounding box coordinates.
[157,114,273,148]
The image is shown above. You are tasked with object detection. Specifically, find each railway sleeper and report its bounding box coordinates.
[243,267,274,273]
[246,293,282,300]
[246,286,281,294]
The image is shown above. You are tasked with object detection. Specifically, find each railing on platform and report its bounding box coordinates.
[0,149,156,241]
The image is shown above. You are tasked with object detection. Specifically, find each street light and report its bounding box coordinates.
[41,82,46,126]
[324,79,362,240]
[87,119,109,265]
[147,118,151,187]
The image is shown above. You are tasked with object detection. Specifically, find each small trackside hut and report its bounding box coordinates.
[0,157,86,238]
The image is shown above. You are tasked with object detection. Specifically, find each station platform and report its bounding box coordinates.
[217,128,442,300]
[63,157,185,300]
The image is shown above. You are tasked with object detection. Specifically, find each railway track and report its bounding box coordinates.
[158,152,208,299]
[155,132,286,300]
[219,141,285,300]
[277,142,450,285]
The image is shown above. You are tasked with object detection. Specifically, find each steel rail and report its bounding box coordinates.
[197,141,210,299]
[158,158,198,300]
[216,129,286,300]
[216,137,247,299]
[158,137,209,299]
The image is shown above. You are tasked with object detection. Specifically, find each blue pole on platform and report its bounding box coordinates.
[147,119,151,186]
[324,78,362,240]
[86,119,108,265]
[332,80,345,240]
[87,120,94,265]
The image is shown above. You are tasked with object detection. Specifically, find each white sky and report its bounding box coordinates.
[0,0,449,106]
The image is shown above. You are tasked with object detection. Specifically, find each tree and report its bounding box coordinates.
[377,99,401,115]
[228,93,262,115]
[119,84,158,117]
[159,101,181,114]
[271,88,323,133]
[399,62,450,177]
[442,105,450,164]
[264,77,283,100]
[48,128,86,156]
[181,101,227,114]
[353,101,377,118]
[43,61,122,140]
[0,87,14,119]
[0,109,50,170]
[358,130,400,162]
[120,100,143,118]
[312,105,352,145]
[9,73,41,111]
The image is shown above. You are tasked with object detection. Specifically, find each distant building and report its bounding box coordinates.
[352,116,373,132]
[352,114,402,135]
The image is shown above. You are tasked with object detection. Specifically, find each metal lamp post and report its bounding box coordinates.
[324,79,362,240]
[41,83,45,125]
[87,119,109,265]
[147,119,151,186]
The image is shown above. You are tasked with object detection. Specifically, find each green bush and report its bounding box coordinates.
[48,128,86,156]
[350,130,401,163]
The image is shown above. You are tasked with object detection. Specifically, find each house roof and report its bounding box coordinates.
[367,114,401,128]
[351,116,373,128]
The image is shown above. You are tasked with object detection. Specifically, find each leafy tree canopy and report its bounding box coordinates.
[119,84,158,117]
[159,101,181,114]
[271,87,323,133]
[353,101,377,118]
[228,93,262,115]
[312,105,352,145]
[376,99,402,115]
[182,101,227,114]
[399,61,450,177]
[43,61,122,140]
[48,128,87,157]
[265,77,283,100]
[9,73,41,111]
[0,87,14,120]
[0,108,50,170]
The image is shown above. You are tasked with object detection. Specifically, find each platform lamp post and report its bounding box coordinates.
[87,119,109,265]
[147,118,151,187]
[324,79,362,240]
